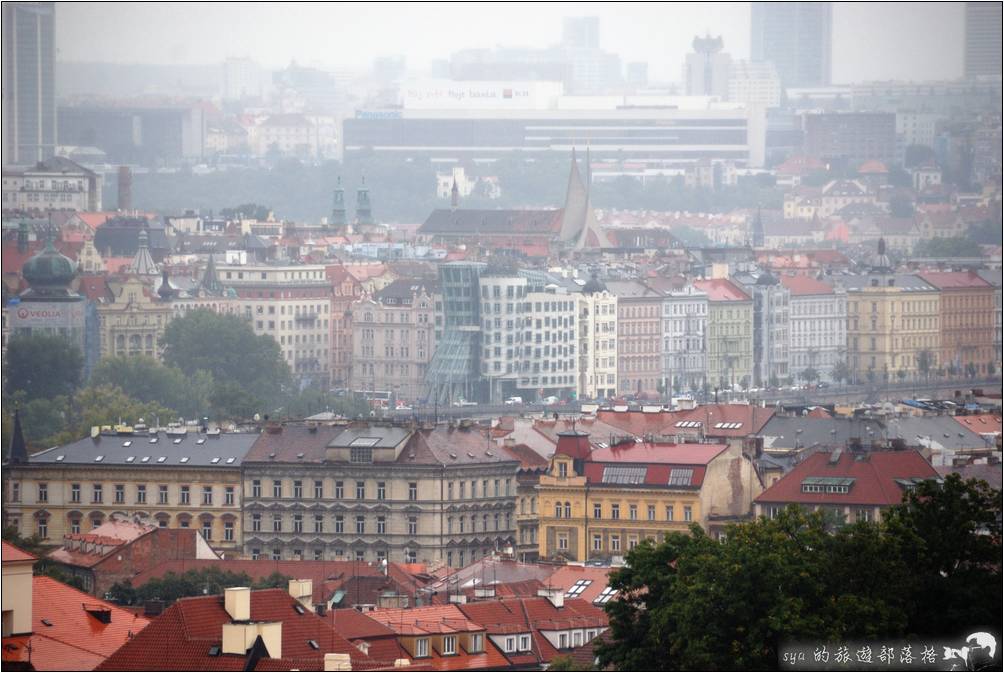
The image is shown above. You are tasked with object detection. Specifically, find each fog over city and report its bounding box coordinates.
[56,1,963,82]
[2,2,1002,672]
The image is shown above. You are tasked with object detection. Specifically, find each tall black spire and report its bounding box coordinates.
[9,406,28,464]
[331,176,347,227]
[450,178,459,209]
[201,253,223,295]
[356,177,373,226]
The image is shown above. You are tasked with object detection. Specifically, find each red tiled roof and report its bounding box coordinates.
[596,404,774,439]
[951,414,1002,436]
[1,576,150,671]
[2,541,36,562]
[543,566,615,605]
[588,441,725,466]
[857,160,888,174]
[755,449,938,506]
[916,271,993,290]
[692,278,750,302]
[779,274,837,296]
[96,589,375,672]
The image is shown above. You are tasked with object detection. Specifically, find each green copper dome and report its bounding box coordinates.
[22,239,77,293]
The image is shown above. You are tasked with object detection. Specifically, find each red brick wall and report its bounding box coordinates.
[91,529,199,597]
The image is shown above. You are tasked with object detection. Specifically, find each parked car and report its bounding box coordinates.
[504,396,524,405]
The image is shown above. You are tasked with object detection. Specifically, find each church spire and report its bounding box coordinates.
[128,228,159,276]
[201,253,223,295]
[450,177,459,209]
[355,176,373,226]
[751,206,764,248]
[331,176,346,227]
[8,406,28,464]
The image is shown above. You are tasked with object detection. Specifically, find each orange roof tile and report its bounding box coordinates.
[2,541,36,562]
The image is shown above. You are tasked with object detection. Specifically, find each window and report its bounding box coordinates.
[610,503,620,520]
[504,637,516,653]
[408,482,417,500]
[112,484,124,504]
[335,481,344,499]
[629,504,638,520]
[377,516,386,534]
[593,503,602,519]
[251,548,261,560]
[272,548,282,561]
[519,635,531,652]
[855,508,872,523]
[314,514,324,533]
[180,486,190,505]
[92,484,103,503]
[356,481,366,500]
[335,515,344,533]
[647,505,656,521]
[684,506,692,522]
[559,633,569,649]
[71,483,80,503]
[666,505,674,521]
[293,480,303,499]
[137,484,147,504]
[37,517,48,539]
[557,533,569,550]
[470,633,484,653]
[566,579,593,597]
[270,514,283,533]
[37,483,48,503]
[252,480,261,498]
[202,520,213,540]
[70,518,81,534]
[203,486,213,505]
[408,516,418,536]
[668,468,694,486]
[225,486,235,506]
[442,635,457,655]
[159,485,169,505]
[377,482,386,500]
[252,513,262,532]
[355,516,365,534]
[273,480,282,498]
[416,638,429,658]
[555,502,563,518]
[610,535,621,551]
[314,480,323,499]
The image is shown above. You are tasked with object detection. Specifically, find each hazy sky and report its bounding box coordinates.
[55,2,964,83]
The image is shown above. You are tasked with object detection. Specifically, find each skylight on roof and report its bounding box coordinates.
[668,468,694,486]
[593,586,618,604]
[122,441,132,447]
[125,456,136,463]
[94,455,104,462]
[157,456,166,463]
[141,456,150,463]
[55,455,65,462]
[602,465,647,484]
[210,457,220,464]
[179,456,190,463]
[565,579,593,598]
[196,438,206,445]
[348,436,381,447]
[173,438,183,444]
[225,457,235,464]
[149,437,158,443]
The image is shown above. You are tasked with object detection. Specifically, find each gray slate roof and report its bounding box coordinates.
[28,432,258,467]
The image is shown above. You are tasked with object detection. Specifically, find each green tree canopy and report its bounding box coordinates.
[596,476,1001,671]
[914,236,982,258]
[162,309,291,416]
[4,333,83,401]
[90,355,213,419]
[107,568,293,605]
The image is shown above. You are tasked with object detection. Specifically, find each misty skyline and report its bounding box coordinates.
[55,1,964,84]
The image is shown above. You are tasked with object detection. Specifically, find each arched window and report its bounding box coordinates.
[116,334,125,351]
[129,334,141,353]
[531,497,536,514]
[520,498,527,515]
[554,502,562,518]
[564,502,572,519]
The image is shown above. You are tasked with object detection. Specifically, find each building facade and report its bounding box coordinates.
[661,285,708,395]
[2,1,56,166]
[2,157,102,212]
[576,279,618,400]
[750,1,832,87]
[241,423,518,567]
[3,426,254,554]
[693,279,754,390]
[918,271,996,377]
[609,280,664,397]
[780,275,848,384]
[350,279,439,402]
[964,2,1003,78]
[803,113,897,165]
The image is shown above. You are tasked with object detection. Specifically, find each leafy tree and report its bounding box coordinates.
[886,167,913,189]
[162,310,291,416]
[914,236,982,258]
[903,144,936,168]
[90,356,213,419]
[220,203,272,220]
[252,571,294,590]
[108,567,256,605]
[799,367,819,386]
[4,333,83,401]
[889,195,915,218]
[832,360,851,387]
[917,350,934,381]
[882,475,1002,636]
[548,655,595,671]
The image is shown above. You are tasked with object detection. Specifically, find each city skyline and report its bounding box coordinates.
[53,1,966,84]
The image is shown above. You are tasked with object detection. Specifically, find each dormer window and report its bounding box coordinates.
[442,635,457,656]
[558,462,568,478]
[415,638,429,658]
[801,477,855,494]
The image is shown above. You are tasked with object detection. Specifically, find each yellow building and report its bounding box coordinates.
[96,276,173,359]
[842,273,941,382]
[3,415,256,554]
[537,431,756,561]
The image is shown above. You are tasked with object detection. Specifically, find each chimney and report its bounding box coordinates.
[225,587,251,621]
[537,587,564,609]
[324,652,352,671]
[394,659,411,668]
[503,437,515,448]
[222,622,282,659]
[288,579,314,612]
[555,430,591,460]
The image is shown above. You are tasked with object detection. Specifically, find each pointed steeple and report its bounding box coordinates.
[201,253,224,295]
[8,406,28,464]
[128,228,159,276]
[355,176,373,226]
[450,178,459,210]
[331,176,346,227]
[559,148,589,243]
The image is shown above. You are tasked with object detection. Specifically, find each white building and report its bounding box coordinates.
[662,285,708,395]
[728,60,782,108]
[478,271,579,402]
[779,275,847,384]
[1,157,102,212]
[575,277,618,400]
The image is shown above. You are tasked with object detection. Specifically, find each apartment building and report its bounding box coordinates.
[241,423,518,567]
[608,280,663,397]
[693,278,754,390]
[917,271,996,377]
[576,276,618,400]
[661,284,708,395]
[350,278,439,401]
[779,274,848,383]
